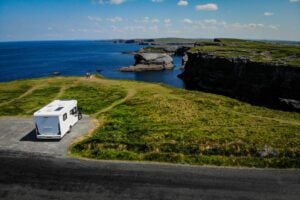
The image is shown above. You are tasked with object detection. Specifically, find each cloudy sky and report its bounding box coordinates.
[0,0,299,41]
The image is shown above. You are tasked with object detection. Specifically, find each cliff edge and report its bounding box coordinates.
[178,39,300,111]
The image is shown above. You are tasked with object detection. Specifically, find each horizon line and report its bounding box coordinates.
[1,37,300,43]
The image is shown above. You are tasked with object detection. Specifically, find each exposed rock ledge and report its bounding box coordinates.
[178,52,300,112]
[120,53,174,72]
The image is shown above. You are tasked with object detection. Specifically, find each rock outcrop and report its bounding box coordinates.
[120,53,174,72]
[182,54,188,67]
[178,52,300,111]
[174,46,191,56]
[137,45,192,56]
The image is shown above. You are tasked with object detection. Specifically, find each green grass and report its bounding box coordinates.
[61,84,126,114]
[1,76,299,168]
[153,38,210,44]
[142,46,166,53]
[0,83,31,104]
[0,86,61,115]
[0,77,126,116]
[73,89,300,167]
[190,39,300,67]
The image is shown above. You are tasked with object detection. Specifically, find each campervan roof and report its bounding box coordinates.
[34,100,77,116]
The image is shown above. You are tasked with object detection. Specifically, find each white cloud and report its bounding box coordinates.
[151,0,163,2]
[47,27,53,30]
[149,25,158,32]
[257,24,265,28]
[124,26,146,32]
[134,17,149,23]
[182,18,193,24]
[204,19,217,25]
[224,22,277,31]
[70,28,104,33]
[164,19,171,24]
[71,28,88,33]
[193,19,226,29]
[106,16,123,23]
[88,16,102,22]
[110,0,125,4]
[186,19,278,32]
[98,0,126,5]
[143,17,150,22]
[289,0,299,3]
[164,19,172,27]
[134,17,160,23]
[264,12,274,16]
[110,25,118,31]
[269,25,279,30]
[151,19,160,23]
[177,0,188,6]
[196,3,218,11]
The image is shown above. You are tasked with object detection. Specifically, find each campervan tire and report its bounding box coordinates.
[68,125,72,133]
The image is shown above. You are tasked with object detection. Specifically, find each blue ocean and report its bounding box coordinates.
[0,40,184,88]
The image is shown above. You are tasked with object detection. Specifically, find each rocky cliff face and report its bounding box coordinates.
[120,53,174,72]
[178,52,300,111]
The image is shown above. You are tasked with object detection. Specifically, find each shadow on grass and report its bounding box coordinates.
[20,129,61,142]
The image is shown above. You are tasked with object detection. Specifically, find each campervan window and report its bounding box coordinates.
[70,107,77,115]
[63,113,67,121]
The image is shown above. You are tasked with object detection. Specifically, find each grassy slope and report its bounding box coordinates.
[142,46,167,53]
[0,76,299,168]
[190,39,300,67]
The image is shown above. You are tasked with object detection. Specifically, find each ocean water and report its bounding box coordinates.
[0,40,185,88]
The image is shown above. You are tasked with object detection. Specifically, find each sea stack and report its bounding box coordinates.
[120,53,174,72]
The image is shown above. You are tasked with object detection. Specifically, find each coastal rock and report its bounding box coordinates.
[134,53,173,65]
[194,41,223,47]
[120,53,174,72]
[113,39,154,44]
[119,64,169,72]
[137,45,192,56]
[138,46,178,55]
[178,52,300,112]
[182,54,188,67]
[279,98,300,110]
[174,46,191,56]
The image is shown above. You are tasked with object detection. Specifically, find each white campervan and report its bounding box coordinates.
[34,100,81,140]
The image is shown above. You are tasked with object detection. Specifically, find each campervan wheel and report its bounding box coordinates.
[68,125,72,133]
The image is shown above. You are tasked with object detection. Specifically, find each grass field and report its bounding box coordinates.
[190,39,300,67]
[152,38,209,44]
[0,76,299,168]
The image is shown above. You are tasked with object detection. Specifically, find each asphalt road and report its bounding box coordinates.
[0,150,299,200]
[0,117,299,200]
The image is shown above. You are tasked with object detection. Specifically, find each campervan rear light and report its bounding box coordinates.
[58,123,61,135]
[35,123,40,135]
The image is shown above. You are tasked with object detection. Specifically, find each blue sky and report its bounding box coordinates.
[0,0,299,41]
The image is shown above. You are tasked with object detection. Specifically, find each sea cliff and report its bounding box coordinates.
[179,52,300,111]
